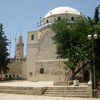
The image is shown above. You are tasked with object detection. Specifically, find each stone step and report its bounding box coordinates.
[44,93,89,97]
[45,90,88,92]
[54,81,73,86]
[44,92,89,94]
[46,89,88,91]
[44,92,88,94]
[0,86,29,90]
[0,89,25,94]
[45,92,88,95]
[0,87,46,95]
[45,92,88,94]
[44,86,89,97]
[45,87,88,90]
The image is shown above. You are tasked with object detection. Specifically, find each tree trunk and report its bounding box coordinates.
[71,62,89,80]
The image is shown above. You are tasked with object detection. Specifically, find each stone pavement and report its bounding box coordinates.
[0,81,53,87]
[0,93,99,100]
[0,81,88,87]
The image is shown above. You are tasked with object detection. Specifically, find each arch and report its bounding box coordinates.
[29,72,32,77]
[71,16,75,21]
[39,28,54,44]
[5,75,8,78]
[83,70,89,82]
[31,34,34,40]
[46,20,49,23]
[13,75,15,77]
[54,18,56,21]
[58,17,61,20]
[39,30,54,50]
[40,68,44,74]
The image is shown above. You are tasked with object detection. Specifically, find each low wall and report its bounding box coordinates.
[0,86,47,95]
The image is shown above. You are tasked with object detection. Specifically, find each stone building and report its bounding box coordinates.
[2,6,100,82]
[26,6,81,81]
[4,36,26,79]
[4,6,83,81]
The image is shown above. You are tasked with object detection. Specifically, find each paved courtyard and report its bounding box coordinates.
[0,81,53,87]
[0,93,99,100]
[0,81,99,100]
[0,81,88,87]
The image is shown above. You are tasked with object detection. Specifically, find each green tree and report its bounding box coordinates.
[0,24,9,78]
[51,18,92,80]
[88,4,100,70]
[51,5,100,80]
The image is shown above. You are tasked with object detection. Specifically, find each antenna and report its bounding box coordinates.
[40,17,42,26]
[9,32,11,59]
[14,33,17,59]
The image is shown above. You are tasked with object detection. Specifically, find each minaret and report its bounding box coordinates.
[16,35,24,62]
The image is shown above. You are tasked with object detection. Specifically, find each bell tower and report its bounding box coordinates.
[15,35,24,61]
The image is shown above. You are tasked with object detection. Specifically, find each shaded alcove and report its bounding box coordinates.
[83,70,89,82]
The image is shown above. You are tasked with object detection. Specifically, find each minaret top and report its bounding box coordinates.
[15,35,24,62]
[18,35,23,44]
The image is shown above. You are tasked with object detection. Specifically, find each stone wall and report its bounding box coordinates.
[32,60,71,81]
[41,13,81,25]
[0,60,27,79]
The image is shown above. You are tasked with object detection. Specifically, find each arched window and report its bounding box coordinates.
[31,34,34,40]
[5,75,8,78]
[40,68,44,74]
[58,17,61,20]
[9,75,12,78]
[54,18,56,21]
[13,75,15,77]
[71,17,75,21]
[20,58,22,61]
[17,75,19,78]
[46,20,49,23]
[16,58,19,62]
[29,72,32,77]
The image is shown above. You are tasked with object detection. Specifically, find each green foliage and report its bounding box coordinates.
[12,76,24,80]
[0,24,9,74]
[51,4,100,80]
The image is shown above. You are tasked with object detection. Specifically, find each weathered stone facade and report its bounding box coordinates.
[26,7,81,81]
[3,6,97,82]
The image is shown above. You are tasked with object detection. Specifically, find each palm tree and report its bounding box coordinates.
[94,4,100,24]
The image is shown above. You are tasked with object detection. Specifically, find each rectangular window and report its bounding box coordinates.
[31,34,34,40]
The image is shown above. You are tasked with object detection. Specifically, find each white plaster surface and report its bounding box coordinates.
[44,6,80,18]
[0,93,99,100]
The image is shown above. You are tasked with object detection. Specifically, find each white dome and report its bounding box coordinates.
[44,6,80,18]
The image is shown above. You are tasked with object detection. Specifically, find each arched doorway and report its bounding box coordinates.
[83,70,89,82]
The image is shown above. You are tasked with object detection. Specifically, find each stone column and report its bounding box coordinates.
[89,70,92,82]
[88,70,93,97]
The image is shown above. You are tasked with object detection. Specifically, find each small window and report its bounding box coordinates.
[71,17,75,21]
[31,34,34,40]
[46,20,49,23]
[5,75,8,78]
[20,58,22,61]
[56,56,60,59]
[9,75,12,78]
[54,18,56,21]
[13,75,15,77]
[16,58,19,62]
[40,68,44,74]
[58,17,61,20]
[29,72,32,77]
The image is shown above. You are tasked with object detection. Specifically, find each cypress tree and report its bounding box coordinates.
[0,24,9,77]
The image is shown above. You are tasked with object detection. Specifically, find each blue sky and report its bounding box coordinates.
[0,0,99,57]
